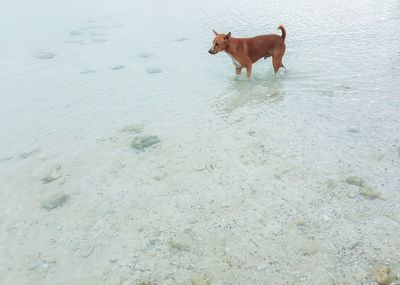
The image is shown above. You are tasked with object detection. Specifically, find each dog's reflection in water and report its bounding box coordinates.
[217,76,284,114]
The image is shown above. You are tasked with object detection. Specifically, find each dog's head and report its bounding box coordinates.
[208,29,231,54]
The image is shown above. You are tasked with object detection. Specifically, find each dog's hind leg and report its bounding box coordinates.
[272,51,285,73]
[272,45,285,73]
[235,67,242,75]
[272,56,282,73]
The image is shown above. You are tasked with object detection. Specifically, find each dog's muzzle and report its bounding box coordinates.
[208,49,216,54]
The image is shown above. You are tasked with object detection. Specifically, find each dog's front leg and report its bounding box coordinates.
[245,64,252,79]
[235,67,242,75]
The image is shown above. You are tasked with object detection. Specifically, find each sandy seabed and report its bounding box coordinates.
[1,0,400,284]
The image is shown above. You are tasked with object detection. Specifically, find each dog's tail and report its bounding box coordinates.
[277,24,286,40]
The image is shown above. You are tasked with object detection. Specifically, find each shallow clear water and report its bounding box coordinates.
[1,0,400,284]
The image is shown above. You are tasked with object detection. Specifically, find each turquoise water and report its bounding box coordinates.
[1,0,400,284]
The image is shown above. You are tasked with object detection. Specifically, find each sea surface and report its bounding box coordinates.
[1,0,400,284]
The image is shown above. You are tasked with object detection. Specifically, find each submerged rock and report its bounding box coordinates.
[41,165,62,184]
[347,128,359,133]
[372,264,397,285]
[27,259,51,272]
[64,39,84,44]
[256,265,267,271]
[137,281,155,285]
[359,186,381,199]
[70,30,83,36]
[79,245,95,258]
[27,260,41,271]
[35,52,55,59]
[345,176,364,187]
[131,135,160,151]
[326,179,339,189]
[108,136,119,143]
[146,239,159,250]
[347,192,356,199]
[57,177,66,185]
[337,85,352,90]
[0,156,13,162]
[191,274,212,285]
[92,38,107,43]
[304,240,319,255]
[122,123,144,133]
[41,193,70,210]
[146,67,162,74]
[80,69,96,74]
[168,240,189,251]
[371,152,385,161]
[137,53,154,58]
[20,149,40,159]
[273,173,282,180]
[296,221,307,230]
[110,65,125,70]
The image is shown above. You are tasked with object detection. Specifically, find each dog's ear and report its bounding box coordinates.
[213,29,218,35]
[224,32,231,40]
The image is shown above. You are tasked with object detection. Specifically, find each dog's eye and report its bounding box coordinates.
[215,43,219,46]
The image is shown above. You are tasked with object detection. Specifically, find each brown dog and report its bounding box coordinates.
[209,25,286,78]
